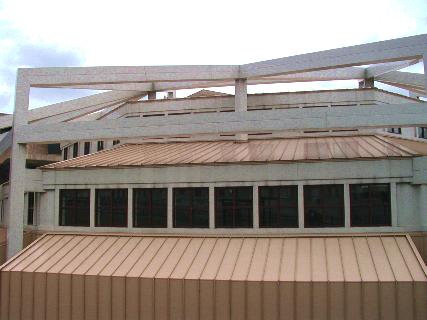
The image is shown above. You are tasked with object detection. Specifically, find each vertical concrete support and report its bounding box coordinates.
[147,91,157,100]
[167,186,173,228]
[344,184,351,228]
[7,70,29,258]
[253,185,259,229]
[423,53,427,93]
[235,78,248,141]
[358,77,374,88]
[298,183,304,228]
[209,186,215,229]
[90,188,95,227]
[127,187,133,228]
[391,182,398,226]
[167,91,176,99]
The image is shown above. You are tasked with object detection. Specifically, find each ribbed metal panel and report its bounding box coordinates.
[1,234,426,320]
[41,135,421,170]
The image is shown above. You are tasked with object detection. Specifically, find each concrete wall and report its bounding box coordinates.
[20,158,425,236]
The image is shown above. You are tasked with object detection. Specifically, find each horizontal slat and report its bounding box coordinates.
[15,102,427,143]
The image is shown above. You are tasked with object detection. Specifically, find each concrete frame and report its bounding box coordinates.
[6,34,427,257]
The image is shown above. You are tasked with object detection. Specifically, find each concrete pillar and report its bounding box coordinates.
[7,70,29,258]
[147,91,157,100]
[167,91,176,99]
[423,53,427,93]
[235,79,248,141]
[358,77,374,88]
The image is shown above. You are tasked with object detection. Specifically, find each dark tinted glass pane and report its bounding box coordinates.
[215,187,253,228]
[304,185,344,228]
[73,143,78,157]
[84,142,91,155]
[47,144,61,155]
[95,189,127,227]
[59,189,90,227]
[27,192,34,225]
[350,184,391,227]
[63,147,68,160]
[174,188,209,228]
[133,189,167,228]
[259,186,298,228]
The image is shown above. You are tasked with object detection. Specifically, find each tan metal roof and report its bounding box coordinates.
[1,234,426,320]
[41,134,422,169]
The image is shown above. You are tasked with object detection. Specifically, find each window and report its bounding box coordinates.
[386,127,402,134]
[113,140,120,145]
[418,127,427,139]
[215,187,253,228]
[84,142,91,155]
[63,147,68,160]
[27,192,35,225]
[72,142,78,158]
[97,141,104,151]
[259,186,298,228]
[47,144,61,155]
[350,184,391,227]
[59,189,90,226]
[133,188,167,228]
[173,188,209,228]
[304,185,344,227]
[96,189,127,227]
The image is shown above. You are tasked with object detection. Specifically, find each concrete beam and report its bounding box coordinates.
[376,71,425,92]
[240,34,427,79]
[24,65,241,86]
[14,102,427,144]
[365,59,420,78]
[29,90,144,123]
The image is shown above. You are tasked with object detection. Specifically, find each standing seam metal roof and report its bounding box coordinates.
[40,135,422,169]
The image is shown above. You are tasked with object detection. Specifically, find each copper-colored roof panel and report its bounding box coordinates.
[41,134,423,170]
[1,234,426,320]
[262,238,283,281]
[246,238,269,281]
[231,238,256,281]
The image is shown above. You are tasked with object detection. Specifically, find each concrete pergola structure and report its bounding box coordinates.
[5,34,427,258]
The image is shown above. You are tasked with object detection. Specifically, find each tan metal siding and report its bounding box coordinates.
[40,134,422,170]
[1,234,426,320]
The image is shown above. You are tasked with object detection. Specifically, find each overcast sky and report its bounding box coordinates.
[0,0,426,113]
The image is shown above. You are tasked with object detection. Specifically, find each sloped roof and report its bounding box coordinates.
[1,234,425,320]
[187,89,232,98]
[41,134,422,170]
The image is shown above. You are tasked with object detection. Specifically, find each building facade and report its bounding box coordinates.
[0,34,427,319]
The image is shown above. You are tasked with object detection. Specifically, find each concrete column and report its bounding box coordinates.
[147,91,157,100]
[209,186,215,229]
[235,78,248,141]
[127,187,133,228]
[390,182,398,226]
[253,185,259,229]
[358,78,374,88]
[167,187,173,228]
[90,188,95,227]
[7,70,29,258]
[344,184,350,228]
[298,183,304,228]
[423,53,427,93]
[167,91,176,99]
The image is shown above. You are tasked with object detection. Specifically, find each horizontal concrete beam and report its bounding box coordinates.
[33,67,365,91]
[15,102,427,143]
[24,65,241,86]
